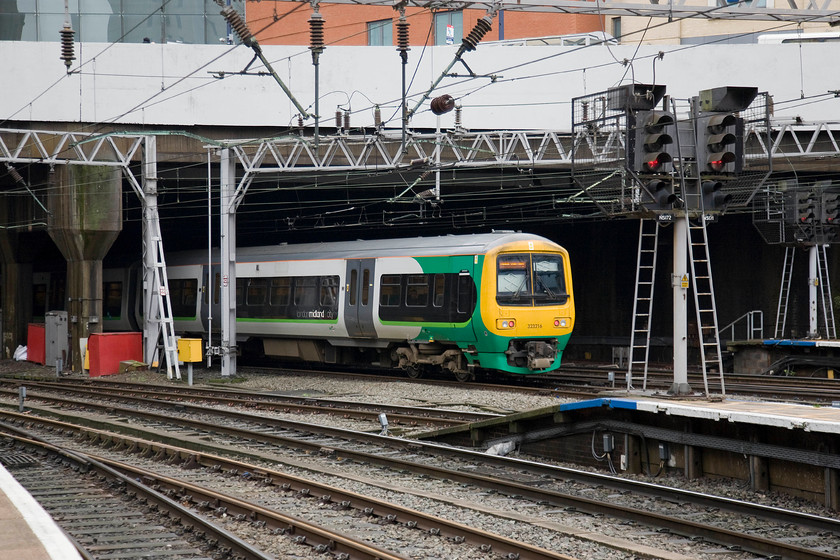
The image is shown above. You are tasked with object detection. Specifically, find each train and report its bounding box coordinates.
[33,232,575,381]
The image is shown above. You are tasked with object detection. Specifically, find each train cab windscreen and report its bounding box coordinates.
[496,253,568,306]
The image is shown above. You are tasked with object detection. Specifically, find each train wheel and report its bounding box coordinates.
[453,370,474,383]
[405,365,423,379]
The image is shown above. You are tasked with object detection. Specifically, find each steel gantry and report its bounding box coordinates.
[0,130,180,378]
[4,125,840,174]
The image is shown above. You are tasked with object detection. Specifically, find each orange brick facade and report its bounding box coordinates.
[245,2,605,46]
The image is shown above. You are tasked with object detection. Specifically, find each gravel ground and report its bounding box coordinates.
[2,359,836,521]
[2,359,838,559]
[0,359,565,413]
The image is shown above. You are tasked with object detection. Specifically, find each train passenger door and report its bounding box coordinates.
[344,259,376,338]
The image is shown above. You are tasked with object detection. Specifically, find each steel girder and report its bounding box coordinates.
[2,125,840,173]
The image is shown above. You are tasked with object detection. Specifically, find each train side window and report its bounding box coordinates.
[457,273,476,315]
[170,280,183,312]
[181,279,196,305]
[361,269,370,306]
[320,276,339,306]
[349,269,358,306]
[270,277,291,306]
[171,279,198,317]
[235,278,244,305]
[379,275,401,307]
[246,278,267,305]
[433,274,445,307]
[294,277,318,307]
[103,281,122,318]
[406,274,429,307]
[203,273,209,304]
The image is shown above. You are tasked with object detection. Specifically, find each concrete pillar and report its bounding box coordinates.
[48,165,122,371]
[0,194,39,358]
[0,256,33,358]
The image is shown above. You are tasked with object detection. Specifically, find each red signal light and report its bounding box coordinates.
[644,152,671,173]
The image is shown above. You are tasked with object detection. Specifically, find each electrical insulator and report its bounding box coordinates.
[454,105,462,129]
[221,6,253,46]
[297,115,304,131]
[343,110,350,131]
[6,165,24,185]
[458,15,492,55]
[60,24,75,70]
[309,12,325,62]
[374,105,382,128]
[335,109,342,129]
[396,19,410,62]
[430,95,455,116]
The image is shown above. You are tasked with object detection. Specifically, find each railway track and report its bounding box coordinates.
[223,363,840,403]
[0,378,497,431]
[0,430,277,560]
[1,382,837,560]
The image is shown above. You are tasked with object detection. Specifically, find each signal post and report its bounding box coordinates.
[631,86,757,395]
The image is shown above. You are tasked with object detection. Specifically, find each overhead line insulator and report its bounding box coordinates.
[458,16,492,57]
[221,6,254,46]
[396,19,410,62]
[60,24,75,71]
[6,164,25,185]
[430,95,455,116]
[309,11,325,63]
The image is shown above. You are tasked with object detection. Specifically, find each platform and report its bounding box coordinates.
[419,395,840,507]
[0,462,82,560]
[727,338,840,374]
[562,396,840,434]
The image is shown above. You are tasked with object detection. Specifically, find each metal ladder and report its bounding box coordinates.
[150,236,181,380]
[817,244,837,338]
[686,214,725,396]
[627,219,660,391]
[774,246,795,339]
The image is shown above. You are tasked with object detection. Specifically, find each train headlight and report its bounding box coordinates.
[496,319,515,329]
[554,318,568,328]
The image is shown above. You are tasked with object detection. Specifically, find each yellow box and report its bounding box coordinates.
[177,338,203,363]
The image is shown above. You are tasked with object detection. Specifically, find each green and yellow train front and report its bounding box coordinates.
[408,237,575,375]
[475,237,575,374]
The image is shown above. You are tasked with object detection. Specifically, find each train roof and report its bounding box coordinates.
[167,232,563,264]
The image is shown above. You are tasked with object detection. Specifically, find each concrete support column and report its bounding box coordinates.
[671,217,691,395]
[65,259,103,365]
[0,194,38,358]
[809,245,818,337]
[48,165,122,371]
[0,256,32,358]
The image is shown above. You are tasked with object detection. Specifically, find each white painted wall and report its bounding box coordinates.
[2,40,837,131]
